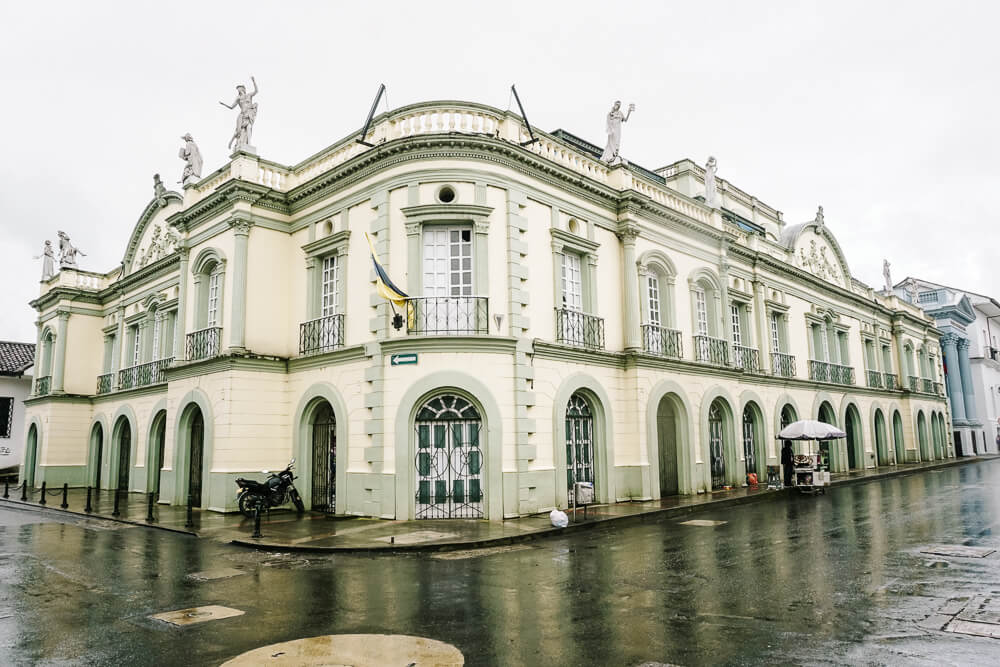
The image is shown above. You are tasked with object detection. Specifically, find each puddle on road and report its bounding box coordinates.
[220,633,463,666]
[187,567,246,581]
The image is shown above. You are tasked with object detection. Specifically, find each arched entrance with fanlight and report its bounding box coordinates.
[310,401,337,513]
[414,394,484,519]
[892,410,905,463]
[874,409,889,466]
[818,401,839,471]
[741,402,765,484]
[845,403,863,470]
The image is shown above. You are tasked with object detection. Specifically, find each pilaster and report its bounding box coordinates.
[228,217,252,353]
[173,242,189,360]
[51,310,69,394]
[941,333,966,421]
[618,223,641,352]
[753,278,771,373]
[957,337,978,421]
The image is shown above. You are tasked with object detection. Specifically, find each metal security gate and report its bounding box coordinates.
[189,410,204,507]
[415,395,483,519]
[311,402,336,512]
[742,406,757,482]
[709,402,725,490]
[117,421,131,491]
[566,393,595,497]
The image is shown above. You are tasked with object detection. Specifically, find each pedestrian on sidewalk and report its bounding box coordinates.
[781,441,794,487]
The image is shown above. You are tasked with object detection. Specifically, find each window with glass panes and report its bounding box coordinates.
[321,255,341,316]
[423,227,473,297]
[207,272,221,327]
[694,288,708,335]
[730,304,742,346]
[770,312,781,352]
[151,311,164,360]
[561,253,583,311]
[131,325,141,366]
[646,275,661,326]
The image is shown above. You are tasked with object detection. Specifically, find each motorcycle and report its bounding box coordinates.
[235,459,305,517]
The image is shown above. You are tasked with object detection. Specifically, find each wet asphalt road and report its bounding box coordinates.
[3,460,1000,666]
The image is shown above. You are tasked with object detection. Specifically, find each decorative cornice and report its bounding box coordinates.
[301,230,351,258]
[550,228,600,254]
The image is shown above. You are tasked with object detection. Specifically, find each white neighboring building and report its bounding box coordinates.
[0,342,35,474]
[898,279,1000,455]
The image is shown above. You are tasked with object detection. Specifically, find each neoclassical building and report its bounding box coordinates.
[22,100,951,518]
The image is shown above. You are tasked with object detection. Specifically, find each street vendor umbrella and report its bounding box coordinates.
[776,419,846,440]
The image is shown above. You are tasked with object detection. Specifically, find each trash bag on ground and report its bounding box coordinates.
[549,509,569,528]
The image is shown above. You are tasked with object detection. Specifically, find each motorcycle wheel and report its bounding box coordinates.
[238,493,261,518]
[290,488,305,513]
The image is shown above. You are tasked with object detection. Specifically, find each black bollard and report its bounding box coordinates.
[184,493,194,529]
[20,481,27,502]
[111,489,121,517]
[60,483,68,509]
[3,480,8,499]
[146,492,156,523]
[251,504,262,538]
[84,486,93,513]
[38,481,47,505]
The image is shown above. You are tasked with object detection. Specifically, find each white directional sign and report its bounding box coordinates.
[390,353,418,366]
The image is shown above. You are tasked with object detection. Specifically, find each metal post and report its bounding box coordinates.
[111,489,121,517]
[146,492,156,523]
[20,481,27,502]
[60,483,68,509]
[3,481,8,499]
[84,486,93,513]
[184,492,194,528]
[39,481,47,505]
[251,504,262,538]
[569,440,577,523]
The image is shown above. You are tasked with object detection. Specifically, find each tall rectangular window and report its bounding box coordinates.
[730,304,742,346]
[207,272,221,327]
[131,325,141,367]
[321,255,341,317]
[646,275,661,326]
[151,311,164,361]
[838,332,849,366]
[882,344,893,372]
[0,397,12,438]
[424,227,473,297]
[694,289,708,336]
[561,253,583,311]
[770,313,781,352]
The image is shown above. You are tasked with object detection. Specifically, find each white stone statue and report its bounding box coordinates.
[153,173,167,206]
[704,156,720,208]
[57,231,85,268]
[906,279,919,303]
[220,76,259,152]
[882,259,892,292]
[599,100,635,165]
[178,133,203,185]
[815,205,825,226]
[33,240,55,280]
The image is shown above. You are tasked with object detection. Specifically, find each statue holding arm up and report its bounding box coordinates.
[220,76,259,152]
[34,240,55,280]
[599,100,635,165]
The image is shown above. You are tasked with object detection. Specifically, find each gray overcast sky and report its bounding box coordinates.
[2,1,997,342]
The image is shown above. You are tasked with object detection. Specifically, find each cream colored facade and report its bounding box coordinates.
[22,101,951,517]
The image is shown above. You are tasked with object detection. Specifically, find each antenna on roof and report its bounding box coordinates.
[510,85,539,147]
[356,83,387,147]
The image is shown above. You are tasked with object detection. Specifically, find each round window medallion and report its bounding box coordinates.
[437,185,457,204]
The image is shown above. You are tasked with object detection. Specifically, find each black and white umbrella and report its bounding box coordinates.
[776,419,846,441]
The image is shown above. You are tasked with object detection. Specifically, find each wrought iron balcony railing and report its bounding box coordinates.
[96,373,113,395]
[35,375,51,396]
[809,360,855,385]
[555,308,605,349]
[907,375,919,392]
[867,369,883,388]
[641,324,682,359]
[884,373,898,390]
[771,352,796,378]
[733,345,760,373]
[934,381,944,396]
[299,314,345,355]
[921,378,934,394]
[118,358,173,391]
[407,297,488,335]
[694,335,729,366]
[186,327,223,361]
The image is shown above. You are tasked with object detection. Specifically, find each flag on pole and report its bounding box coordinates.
[365,232,408,308]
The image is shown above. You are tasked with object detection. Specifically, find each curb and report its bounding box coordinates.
[0,496,198,537]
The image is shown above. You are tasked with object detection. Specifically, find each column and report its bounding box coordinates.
[753,279,771,373]
[892,326,905,388]
[618,225,640,351]
[229,218,252,352]
[51,310,69,394]
[32,322,43,395]
[173,244,189,360]
[957,338,977,421]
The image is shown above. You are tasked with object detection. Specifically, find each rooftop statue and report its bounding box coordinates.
[178,133,203,186]
[883,259,892,292]
[57,231,85,268]
[220,76,259,152]
[815,205,825,226]
[33,240,55,280]
[153,173,167,206]
[704,156,720,209]
[599,100,635,165]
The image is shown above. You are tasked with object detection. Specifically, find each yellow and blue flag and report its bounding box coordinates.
[365,232,408,308]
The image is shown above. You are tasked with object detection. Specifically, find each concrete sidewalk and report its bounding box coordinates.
[1,456,992,553]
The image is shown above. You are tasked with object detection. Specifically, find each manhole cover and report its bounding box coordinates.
[679,520,727,527]
[220,634,463,665]
[920,545,996,558]
[376,531,457,545]
[150,605,245,626]
[187,568,246,581]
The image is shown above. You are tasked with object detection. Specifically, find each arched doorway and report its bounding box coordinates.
[414,394,483,519]
[189,408,205,507]
[780,404,797,467]
[565,393,596,502]
[845,404,862,470]
[310,401,337,512]
[656,394,684,497]
[818,401,838,470]
[24,424,38,488]
[147,412,166,499]
[708,398,731,490]
[892,410,905,463]
[114,418,131,492]
[874,410,889,466]
[742,403,764,483]
[90,422,104,489]
[917,411,930,461]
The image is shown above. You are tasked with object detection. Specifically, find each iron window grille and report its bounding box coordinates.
[694,335,729,366]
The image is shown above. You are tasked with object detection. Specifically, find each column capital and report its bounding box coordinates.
[957,337,971,352]
[230,217,254,236]
[56,309,70,321]
[940,333,960,348]
[616,222,640,244]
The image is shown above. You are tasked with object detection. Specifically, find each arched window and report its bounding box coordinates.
[689,271,725,364]
[189,249,226,360]
[36,329,55,394]
[415,394,483,519]
[639,254,679,357]
[708,400,726,489]
[566,393,595,499]
[742,404,761,482]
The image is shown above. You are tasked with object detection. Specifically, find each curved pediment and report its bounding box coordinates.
[783,222,851,288]
[122,191,183,274]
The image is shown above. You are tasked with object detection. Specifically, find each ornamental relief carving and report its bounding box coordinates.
[134,223,181,271]
[796,238,841,283]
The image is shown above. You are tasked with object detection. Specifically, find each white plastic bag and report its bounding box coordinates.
[549,509,569,528]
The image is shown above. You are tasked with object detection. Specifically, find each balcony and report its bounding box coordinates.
[884,373,898,390]
[35,375,50,396]
[407,297,488,335]
[809,360,855,386]
[934,381,944,395]
[186,327,223,361]
[555,308,605,350]
[641,324,682,359]
[96,373,113,395]
[771,352,796,378]
[907,375,919,392]
[299,314,345,355]
[921,378,934,394]
[118,358,173,391]
[733,345,760,373]
[866,369,883,388]
[694,335,729,366]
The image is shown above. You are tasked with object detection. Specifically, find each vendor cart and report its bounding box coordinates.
[776,420,845,495]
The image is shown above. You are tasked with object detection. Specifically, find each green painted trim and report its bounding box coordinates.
[108,403,139,492]
[165,355,287,381]
[698,386,740,488]
[533,341,626,368]
[288,345,367,371]
[301,230,351,257]
[34,465,89,487]
[380,336,517,356]
[23,393,93,406]
[93,382,169,401]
